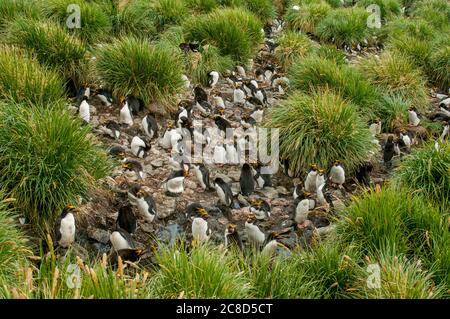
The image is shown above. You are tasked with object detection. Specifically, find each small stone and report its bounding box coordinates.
[276,186,289,195]
[257,187,278,199]
[87,227,110,244]
[157,198,176,219]
[270,198,290,207]
[185,180,197,189]
[150,160,164,168]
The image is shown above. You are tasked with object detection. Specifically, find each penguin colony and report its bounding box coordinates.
[55,15,449,264]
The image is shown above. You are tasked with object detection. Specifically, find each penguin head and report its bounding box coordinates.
[216,107,225,115]
[246,212,257,223]
[226,223,237,235]
[167,120,176,129]
[62,204,79,217]
[318,169,325,175]
[250,198,263,208]
[333,160,342,166]
[81,95,89,102]
[387,135,394,143]
[310,164,318,171]
[196,207,209,219]
[183,167,190,177]
[119,96,126,105]
[303,191,313,199]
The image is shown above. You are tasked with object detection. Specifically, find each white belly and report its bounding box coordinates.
[59,214,75,247]
[110,232,131,251]
[79,101,90,123]
[137,198,155,223]
[192,218,209,242]
[295,200,309,224]
[165,177,185,193]
[245,222,265,245]
[120,106,133,125]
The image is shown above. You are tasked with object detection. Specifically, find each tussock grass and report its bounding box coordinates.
[316,7,370,47]
[187,45,234,86]
[357,51,429,112]
[112,0,157,38]
[95,36,184,110]
[0,196,31,295]
[314,44,346,64]
[0,45,65,107]
[356,0,402,21]
[285,1,331,34]
[151,0,188,32]
[264,88,375,174]
[183,8,263,63]
[395,142,450,206]
[288,56,380,116]
[412,0,450,31]
[428,34,450,91]
[275,31,314,70]
[0,0,41,28]
[184,0,218,13]
[153,243,250,298]
[42,0,112,44]
[377,94,409,132]
[0,102,111,227]
[350,249,447,299]
[5,17,87,83]
[241,0,276,23]
[387,34,431,70]
[337,186,449,289]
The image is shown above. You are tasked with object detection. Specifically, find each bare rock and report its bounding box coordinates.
[87,227,111,244]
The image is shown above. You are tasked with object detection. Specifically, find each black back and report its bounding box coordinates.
[240,163,255,196]
[117,205,137,234]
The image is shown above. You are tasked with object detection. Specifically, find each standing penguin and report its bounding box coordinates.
[101,120,121,140]
[142,114,159,139]
[117,205,137,234]
[194,86,208,103]
[304,164,318,192]
[79,96,90,123]
[245,213,265,247]
[329,160,345,187]
[383,135,395,168]
[119,97,133,126]
[213,144,228,164]
[130,136,150,158]
[408,107,420,126]
[133,187,157,223]
[163,169,189,196]
[233,83,246,104]
[254,163,272,189]
[54,205,78,248]
[192,210,211,244]
[122,159,145,180]
[399,130,412,153]
[214,177,233,207]
[224,224,244,251]
[240,163,255,196]
[191,164,211,191]
[315,169,326,189]
[208,71,219,88]
[294,194,315,225]
[369,118,382,136]
[440,121,450,141]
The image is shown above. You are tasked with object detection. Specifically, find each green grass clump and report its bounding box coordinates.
[350,250,447,299]
[412,0,450,31]
[316,7,370,47]
[357,51,429,112]
[356,0,402,21]
[377,94,409,132]
[288,56,380,116]
[187,45,234,86]
[184,0,218,13]
[183,8,263,63]
[275,31,314,70]
[395,142,450,206]
[264,88,375,174]
[42,0,112,44]
[151,0,188,32]
[96,36,184,110]
[153,243,250,298]
[241,0,276,23]
[0,45,66,107]
[0,102,111,227]
[5,17,87,83]
[383,17,435,42]
[387,34,431,70]
[0,197,31,294]
[285,1,331,34]
[0,0,41,28]
[428,35,450,90]
[314,44,346,64]
[112,0,157,38]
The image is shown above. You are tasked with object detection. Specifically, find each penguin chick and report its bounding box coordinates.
[142,114,159,139]
[117,205,137,234]
[224,224,244,251]
[240,163,255,196]
[304,164,318,192]
[130,136,150,158]
[245,213,265,247]
[214,177,233,207]
[54,205,78,248]
[249,198,271,220]
[329,160,345,186]
[119,97,133,126]
[208,71,219,88]
[191,164,211,191]
[79,96,90,123]
[110,228,134,251]
[162,169,188,196]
